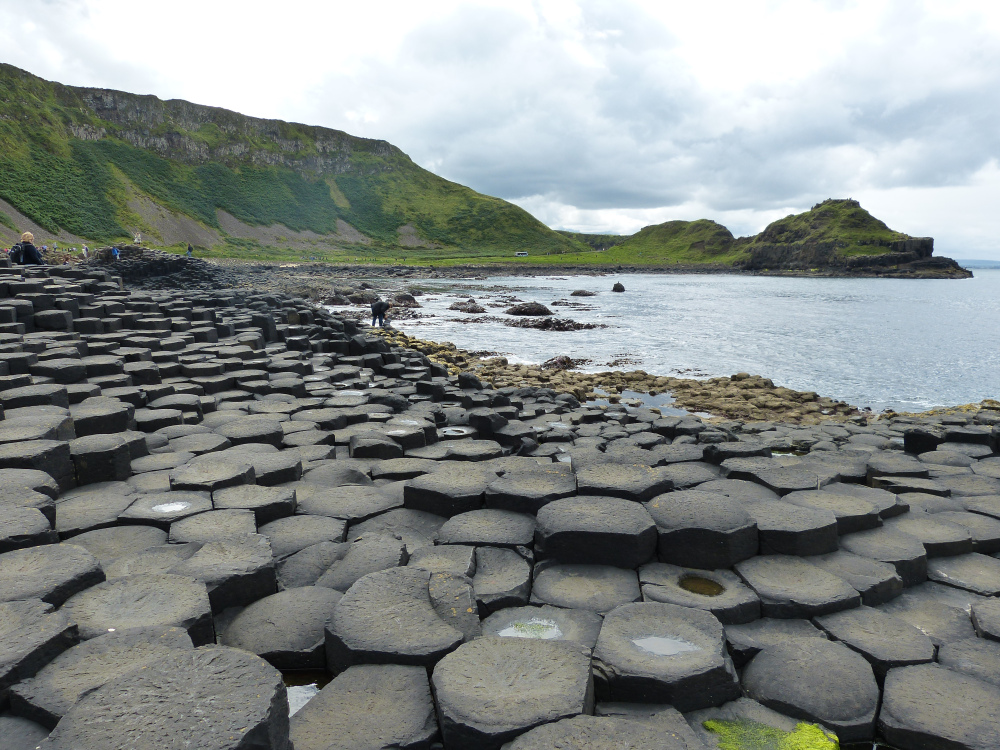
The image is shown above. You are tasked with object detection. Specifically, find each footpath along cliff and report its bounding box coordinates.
[0,254,997,749]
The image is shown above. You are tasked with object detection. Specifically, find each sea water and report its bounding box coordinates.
[389,269,1000,412]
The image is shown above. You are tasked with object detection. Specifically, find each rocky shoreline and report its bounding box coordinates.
[0,253,998,748]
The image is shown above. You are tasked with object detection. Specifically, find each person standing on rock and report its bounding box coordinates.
[187,244,193,258]
[371,298,391,328]
[12,232,45,265]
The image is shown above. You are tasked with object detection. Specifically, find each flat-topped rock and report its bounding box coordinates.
[839,526,928,587]
[814,606,934,680]
[294,483,399,523]
[0,599,78,703]
[735,555,860,618]
[639,563,760,624]
[168,534,276,612]
[535,496,656,568]
[808,550,903,606]
[744,500,839,556]
[877,584,976,646]
[0,543,104,606]
[432,636,593,750]
[472,546,531,614]
[481,605,603,650]
[37,645,291,750]
[530,563,641,613]
[118,491,213,529]
[927,552,1000,596]
[258,515,347,558]
[644,490,757,570]
[436,509,535,548]
[575,464,672,501]
[724,617,828,668]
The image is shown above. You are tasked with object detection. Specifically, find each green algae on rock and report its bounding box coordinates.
[703,719,839,750]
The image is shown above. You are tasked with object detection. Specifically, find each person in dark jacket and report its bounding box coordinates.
[14,232,45,265]
[371,298,391,327]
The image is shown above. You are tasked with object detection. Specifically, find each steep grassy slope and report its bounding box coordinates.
[0,63,586,255]
[747,198,911,253]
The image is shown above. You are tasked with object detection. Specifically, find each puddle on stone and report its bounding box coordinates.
[283,670,331,717]
[440,427,474,436]
[151,501,191,514]
[632,635,701,656]
[679,575,726,597]
[497,618,563,640]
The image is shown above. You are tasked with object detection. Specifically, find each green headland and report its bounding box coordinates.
[0,63,969,276]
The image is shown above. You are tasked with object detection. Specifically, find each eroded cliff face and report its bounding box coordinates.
[63,85,398,174]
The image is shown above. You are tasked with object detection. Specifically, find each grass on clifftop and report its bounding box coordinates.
[748,198,911,253]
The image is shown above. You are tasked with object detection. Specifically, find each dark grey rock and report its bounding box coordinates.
[437,509,535,548]
[259,515,347,558]
[503,714,691,750]
[0,543,104,606]
[54,491,134,538]
[938,637,1000,688]
[213,484,296,525]
[839,526,928,587]
[404,465,493,516]
[744,500,839,556]
[877,583,976,646]
[724,617,827,668]
[290,664,438,750]
[639,563,760,624]
[534,496,656,568]
[934,510,1000,554]
[168,509,257,544]
[644,490,757,570]
[118,491,213,529]
[169,534,276,612]
[473,546,531,614]
[814,605,935,680]
[37,645,291,750]
[221,587,342,670]
[0,599,78,703]
[734,555,860,618]
[429,571,482,642]
[408,544,476,577]
[169,458,255,493]
[60,573,214,645]
[972,597,1000,641]
[927,552,1000,596]
[295,483,399,523]
[530,563,641,613]
[102,542,201,579]
[0,713,50,750]
[0,505,57,552]
[884,514,974,557]
[432,636,593,750]
[576,464,672,501]
[485,470,577,514]
[349,508,446,554]
[316,533,408,592]
[275,541,348,589]
[593,601,739,710]
[325,567,463,670]
[9,626,193,729]
[481,605,603,650]
[879,663,1000,750]
[743,638,878,743]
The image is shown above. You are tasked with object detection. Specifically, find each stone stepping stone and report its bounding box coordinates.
[639,562,760,624]
[576,464,672,501]
[938,473,1000,497]
[69,525,168,569]
[873,475,951,495]
[0,543,104,607]
[963,493,1000,520]
[781,488,880,534]
[530,563,640,613]
[221,587,342,670]
[9,626,193,729]
[744,500,839,556]
[369,457,440,480]
[210,484,295,525]
[877,584,976,646]
[504,714,689,750]
[168,432,232,455]
[54,491,134,538]
[879,663,1000,750]
[168,509,257,543]
[686,695,839,750]
[659,462,720,490]
[839,526,928,587]
[534,496,656,568]
[933,510,1000,554]
[169,535,276,612]
[472,546,531,614]
[808,550,903,606]
[0,440,75,491]
[724,617,828,668]
[348,508,445,554]
[593,601,739,710]
[325,567,463,670]
[884,514,974,557]
[301,460,374,487]
[697,477,780,502]
[131,450,195,475]
[0,488,57,526]
[290,664,437,750]
[432,636,593,750]
[259,515,347,558]
[484,470,577,514]
[69,401,132,437]
[822,482,906,518]
[436,509,535,548]
[867,453,929,480]
[315,533,408,592]
[429,571,482,643]
[0,714,49,750]
[735,555,860,618]
[743,638,878,743]
[0,599,77,703]
[408,543,476,577]
[481,605,603,650]
[69,432,133,485]
[294,483,399,523]
[901,491,966,513]
[721,460,824,495]
[404,465,494,516]
[61,572,214,645]
[0,505,57,552]
[644,490,757,570]
[972,598,1000,641]
[938,637,1000,688]
[169,458,255,493]
[118,491,213,529]
[36,645,291,750]
[215,416,284,448]
[275,541,347,589]
[927,552,1000,596]
[103,543,201,579]
[814,606,934,680]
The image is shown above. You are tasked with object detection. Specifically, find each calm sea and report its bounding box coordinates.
[383,269,1000,412]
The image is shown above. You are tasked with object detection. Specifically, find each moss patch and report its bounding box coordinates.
[703,719,839,750]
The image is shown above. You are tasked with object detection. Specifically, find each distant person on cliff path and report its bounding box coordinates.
[371,298,391,328]
[12,232,45,265]
[187,244,193,257]
[111,247,120,261]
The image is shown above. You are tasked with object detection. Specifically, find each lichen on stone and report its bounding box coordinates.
[703,719,839,750]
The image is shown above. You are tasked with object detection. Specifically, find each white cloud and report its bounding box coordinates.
[2,0,1000,257]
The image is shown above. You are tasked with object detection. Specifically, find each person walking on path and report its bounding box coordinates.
[371,298,391,328]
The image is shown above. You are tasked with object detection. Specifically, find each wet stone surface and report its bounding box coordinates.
[0,273,996,747]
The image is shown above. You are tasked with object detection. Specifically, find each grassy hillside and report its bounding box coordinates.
[748,198,911,254]
[0,63,587,256]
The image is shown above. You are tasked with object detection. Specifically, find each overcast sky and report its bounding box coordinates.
[3,0,1000,258]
